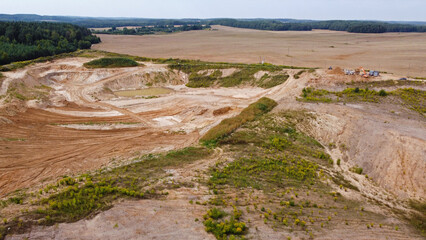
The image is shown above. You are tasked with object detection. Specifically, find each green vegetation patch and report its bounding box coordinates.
[200,97,277,144]
[2,147,212,235]
[300,87,426,115]
[210,155,318,191]
[203,207,247,240]
[258,74,289,88]
[392,88,426,114]
[209,111,333,192]
[294,70,306,79]
[408,200,426,236]
[169,60,304,88]
[83,57,139,68]
[4,83,51,102]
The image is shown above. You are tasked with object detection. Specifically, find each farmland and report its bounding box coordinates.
[93,25,426,77]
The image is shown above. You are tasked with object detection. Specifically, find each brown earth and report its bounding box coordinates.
[93,26,426,77]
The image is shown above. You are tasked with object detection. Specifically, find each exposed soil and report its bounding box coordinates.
[1,55,425,240]
[0,58,269,197]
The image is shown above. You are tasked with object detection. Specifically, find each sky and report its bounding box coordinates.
[1,0,426,21]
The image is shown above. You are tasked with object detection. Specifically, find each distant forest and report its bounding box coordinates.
[0,21,100,65]
[0,14,425,34]
[209,19,426,33]
[92,24,211,35]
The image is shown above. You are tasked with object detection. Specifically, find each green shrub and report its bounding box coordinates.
[201,97,277,142]
[350,166,363,174]
[203,208,247,239]
[378,89,388,96]
[84,57,139,68]
[205,208,227,220]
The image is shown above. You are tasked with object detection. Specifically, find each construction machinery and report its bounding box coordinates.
[358,67,369,78]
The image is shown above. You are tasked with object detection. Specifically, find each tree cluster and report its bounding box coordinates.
[92,24,210,35]
[0,21,100,65]
[208,19,426,33]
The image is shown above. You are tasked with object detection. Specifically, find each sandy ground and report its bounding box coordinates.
[7,200,215,240]
[0,58,269,196]
[93,26,426,77]
[1,55,425,239]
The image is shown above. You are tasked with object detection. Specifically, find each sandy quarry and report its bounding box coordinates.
[1,55,425,239]
[0,57,273,196]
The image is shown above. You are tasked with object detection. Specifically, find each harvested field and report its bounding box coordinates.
[93,26,426,77]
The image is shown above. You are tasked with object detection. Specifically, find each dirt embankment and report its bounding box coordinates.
[274,70,426,200]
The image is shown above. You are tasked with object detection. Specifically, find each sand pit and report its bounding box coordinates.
[0,57,269,196]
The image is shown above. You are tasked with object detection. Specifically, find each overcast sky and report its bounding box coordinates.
[2,0,425,21]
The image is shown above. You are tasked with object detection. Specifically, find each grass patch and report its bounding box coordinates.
[208,111,333,192]
[0,137,26,142]
[408,200,426,236]
[35,147,212,223]
[2,147,213,235]
[294,70,306,79]
[393,88,426,114]
[209,155,318,191]
[200,97,277,144]
[344,80,425,88]
[185,68,289,88]
[300,87,425,115]
[203,207,247,239]
[169,60,304,88]
[83,57,139,68]
[0,50,98,72]
[258,74,289,88]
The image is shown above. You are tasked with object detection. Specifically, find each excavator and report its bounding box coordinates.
[358,67,369,78]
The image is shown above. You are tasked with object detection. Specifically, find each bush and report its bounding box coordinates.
[203,208,247,239]
[204,208,227,220]
[350,166,363,174]
[84,57,139,68]
[378,89,388,96]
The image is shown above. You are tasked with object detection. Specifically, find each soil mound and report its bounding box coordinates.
[213,106,231,116]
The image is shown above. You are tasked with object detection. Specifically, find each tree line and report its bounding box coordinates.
[0,21,100,65]
[92,24,211,35]
[208,19,426,33]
